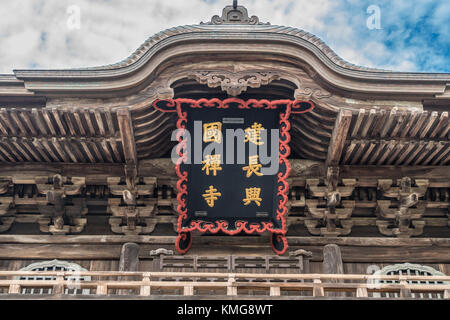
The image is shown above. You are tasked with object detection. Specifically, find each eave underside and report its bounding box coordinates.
[0,99,447,165]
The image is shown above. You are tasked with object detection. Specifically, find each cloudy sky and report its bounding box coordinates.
[0,0,449,74]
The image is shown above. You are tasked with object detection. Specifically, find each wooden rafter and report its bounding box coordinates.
[326,109,353,167]
[117,108,138,186]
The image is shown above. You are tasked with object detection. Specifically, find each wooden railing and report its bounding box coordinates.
[0,271,449,299]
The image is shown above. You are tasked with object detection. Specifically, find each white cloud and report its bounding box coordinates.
[0,0,448,73]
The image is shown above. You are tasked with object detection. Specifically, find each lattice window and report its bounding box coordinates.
[16,260,91,295]
[373,263,448,299]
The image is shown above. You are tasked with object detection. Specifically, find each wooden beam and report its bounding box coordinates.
[117,108,137,166]
[0,244,122,259]
[1,237,450,263]
[326,109,353,166]
[0,235,450,246]
[0,159,448,184]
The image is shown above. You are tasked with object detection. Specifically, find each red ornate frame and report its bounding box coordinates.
[153,98,315,255]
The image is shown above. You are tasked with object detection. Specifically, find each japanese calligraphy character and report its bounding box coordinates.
[202,185,222,207]
[202,154,222,176]
[243,187,262,206]
[242,155,263,178]
[244,122,265,146]
[203,122,222,143]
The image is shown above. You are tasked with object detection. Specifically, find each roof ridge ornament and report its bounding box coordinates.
[201,1,270,25]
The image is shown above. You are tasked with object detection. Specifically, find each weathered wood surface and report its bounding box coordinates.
[118,242,140,294]
[0,160,448,186]
[117,108,137,168]
[2,237,450,262]
[0,107,122,163]
[2,235,450,246]
[0,271,449,299]
[326,109,353,166]
[323,245,344,274]
[323,244,344,297]
[119,243,140,272]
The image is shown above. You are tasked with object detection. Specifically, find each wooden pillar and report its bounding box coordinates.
[322,244,344,297]
[399,277,412,298]
[52,273,65,295]
[312,279,324,297]
[323,244,344,274]
[118,242,140,296]
[119,242,140,272]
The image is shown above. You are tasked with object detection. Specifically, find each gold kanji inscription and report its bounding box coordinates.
[202,154,222,176]
[203,122,222,143]
[244,122,265,146]
[202,185,222,207]
[243,187,262,206]
[242,155,263,178]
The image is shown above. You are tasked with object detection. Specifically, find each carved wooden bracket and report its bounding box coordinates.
[109,215,177,235]
[38,217,87,235]
[107,176,160,234]
[306,199,355,220]
[189,71,280,96]
[38,197,88,235]
[288,189,306,211]
[0,217,15,233]
[376,177,429,238]
[307,178,356,198]
[0,197,14,216]
[107,177,157,197]
[376,220,425,238]
[377,200,426,220]
[378,177,429,199]
[35,175,86,196]
[305,176,356,237]
[107,176,178,235]
[35,174,87,235]
[0,179,12,195]
[108,196,158,235]
[305,219,353,237]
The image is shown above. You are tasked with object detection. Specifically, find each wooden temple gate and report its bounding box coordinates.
[0,2,448,299]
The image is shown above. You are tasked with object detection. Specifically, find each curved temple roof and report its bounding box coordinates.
[0,2,449,100]
[0,2,447,167]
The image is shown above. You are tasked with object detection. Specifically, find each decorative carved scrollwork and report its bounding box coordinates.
[150,248,174,257]
[201,3,269,25]
[189,71,280,96]
[295,86,332,100]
